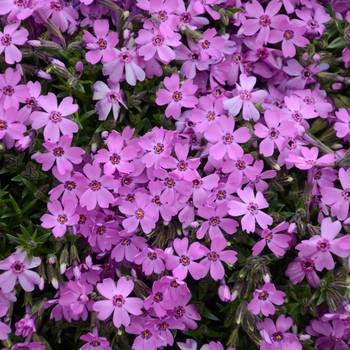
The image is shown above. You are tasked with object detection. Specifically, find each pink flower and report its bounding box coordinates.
[295,218,348,271]
[252,221,292,257]
[80,332,112,350]
[200,237,237,281]
[93,277,143,328]
[0,106,26,147]
[223,74,268,121]
[204,115,251,160]
[14,314,36,337]
[31,135,84,175]
[156,74,198,119]
[119,192,158,234]
[0,306,11,340]
[285,257,320,289]
[110,233,147,263]
[31,93,79,143]
[79,162,118,211]
[92,80,126,121]
[84,19,118,63]
[0,21,28,64]
[40,199,79,237]
[134,247,166,275]
[198,28,225,60]
[228,186,272,233]
[334,108,350,138]
[165,237,206,280]
[0,249,41,293]
[247,282,285,316]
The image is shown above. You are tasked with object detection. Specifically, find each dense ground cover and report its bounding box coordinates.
[0,0,350,349]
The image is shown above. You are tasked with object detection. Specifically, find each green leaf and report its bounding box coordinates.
[6,234,23,245]
[201,307,220,321]
[327,37,347,49]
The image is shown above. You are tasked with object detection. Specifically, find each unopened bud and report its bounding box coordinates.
[332,82,343,90]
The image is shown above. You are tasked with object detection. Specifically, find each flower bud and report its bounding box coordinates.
[35,69,52,80]
[15,315,36,337]
[331,83,343,90]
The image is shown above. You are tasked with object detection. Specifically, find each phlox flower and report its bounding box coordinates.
[119,192,158,234]
[269,17,309,58]
[200,237,237,281]
[80,332,112,350]
[192,0,222,20]
[257,315,302,350]
[156,74,198,119]
[80,3,108,27]
[0,107,26,149]
[0,306,11,340]
[285,257,320,288]
[196,203,238,240]
[189,172,220,208]
[134,247,166,275]
[243,160,277,193]
[223,74,268,121]
[79,162,118,211]
[228,186,272,233]
[31,135,84,175]
[15,314,36,337]
[204,115,251,160]
[95,130,136,175]
[165,237,206,280]
[40,199,79,237]
[201,341,235,350]
[252,221,292,258]
[198,28,225,60]
[0,21,29,64]
[240,0,283,45]
[93,277,143,328]
[92,80,127,121]
[110,233,147,262]
[102,47,145,86]
[247,282,286,316]
[153,316,185,347]
[334,108,350,138]
[31,93,78,143]
[321,168,350,221]
[0,249,41,293]
[176,0,209,30]
[295,218,348,271]
[83,19,119,64]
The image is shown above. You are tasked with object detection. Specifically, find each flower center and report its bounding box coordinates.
[154,143,164,154]
[90,341,101,347]
[64,181,76,190]
[153,35,164,46]
[154,292,163,302]
[53,147,64,157]
[122,238,130,246]
[165,178,175,188]
[3,85,14,95]
[49,111,62,123]
[269,128,279,139]
[317,238,330,252]
[51,1,63,11]
[259,15,271,26]
[217,190,226,200]
[178,161,187,170]
[258,291,269,300]
[192,52,199,60]
[172,91,182,102]
[180,255,190,266]
[223,133,233,144]
[181,12,191,23]
[148,252,157,260]
[135,209,144,218]
[272,332,284,342]
[201,40,210,49]
[342,189,350,199]
[265,233,273,242]
[236,160,245,170]
[158,322,168,330]
[153,196,161,205]
[120,52,132,62]
[257,48,268,59]
[1,34,12,46]
[127,194,134,202]
[302,69,312,79]
[89,181,101,191]
[11,261,24,274]
[302,259,315,271]
[110,153,120,164]
[208,252,218,261]
[175,306,185,318]
[248,202,259,215]
[210,217,220,226]
[79,215,86,224]
[284,30,294,40]
[97,226,106,235]
[0,120,7,130]
[98,39,107,49]
[240,90,251,101]
[57,214,67,224]
[292,111,302,122]
[157,10,167,21]
[308,19,318,29]
[141,330,152,339]
[107,92,120,103]
[113,295,125,307]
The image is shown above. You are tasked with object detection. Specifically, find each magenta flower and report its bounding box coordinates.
[156,74,198,119]
[204,115,251,160]
[95,130,136,175]
[0,249,41,293]
[79,162,118,211]
[135,28,181,64]
[285,257,320,289]
[0,107,26,148]
[92,80,127,121]
[80,332,112,350]
[257,315,302,350]
[110,233,147,263]
[119,192,158,234]
[15,314,36,337]
[83,19,119,64]
[247,282,285,316]
[31,93,79,143]
[196,203,238,240]
[269,17,309,58]
[198,28,225,60]
[228,186,272,233]
[0,306,11,340]
[165,237,206,280]
[102,46,145,86]
[243,160,277,193]
[0,21,28,64]
[295,218,348,271]
[334,108,350,138]
[321,168,350,221]
[93,277,143,328]
[31,135,84,175]
[240,0,283,45]
[223,74,268,121]
[252,221,291,258]
[134,247,166,275]
[200,237,237,281]
[176,0,209,30]
[295,7,331,38]
[41,199,79,237]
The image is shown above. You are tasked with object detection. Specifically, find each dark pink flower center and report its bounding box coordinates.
[317,238,330,252]
[113,295,125,307]
[120,52,132,63]
[0,120,8,130]
[141,330,152,339]
[269,128,279,139]
[174,306,185,318]
[98,39,107,49]
[191,52,199,60]
[314,171,322,181]
[216,190,226,200]
[302,259,315,272]
[57,214,67,224]
[180,255,190,266]
[26,97,38,108]
[177,160,188,171]
[64,181,76,190]
[51,1,63,11]
[53,147,64,157]
[153,292,163,302]
[240,90,251,101]
[302,69,312,79]
[148,252,157,260]
[265,233,273,242]
[284,30,294,40]
[153,196,161,206]
[1,34,12,47]
[181,12,192,23]
[304,96,314,104]
[165,177,175,188]
[49,111,62,123]
[15,0,28,7]
[233,53,243,63]
[287,138,296,149]
[11,261,25,274]
[90,341,101,347]
[3,86,14,96]
[107,92,120,103]
[135,209,144,219]
[121,238,131,246]
[206,111,215,121]
[201,40,210,50]
[89,181,101,191]
[257,48,268,60]
[187,196,194,207]
[192,178,203,188]
[292,111,302,122]
[248,202,259,215]
[172,91,182,102]
[342,189,350,200]
[97,226,106,235]
[157,11,168,21]
[208,252,218,261]
[222,133,233,144]
[308,19,318,29]
[157,322,169,331]
[272,332,284,342]
[110,153,120,164]
[258,291,269,300]
[154,143,164,154]
[259,15,271,26]
[209,216,220,226]
[152,35,164,46]
[236,160,245,170]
